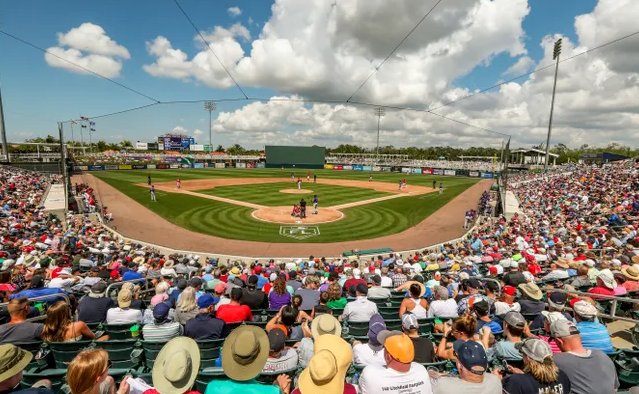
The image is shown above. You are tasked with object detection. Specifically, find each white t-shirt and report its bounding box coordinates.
[381,276,393,287]
[412,263,423,274]
[353,343,386,367]
[360,363,433,394]
[106,307,143,325]
[48,277,77,292]
[262,349,298,373]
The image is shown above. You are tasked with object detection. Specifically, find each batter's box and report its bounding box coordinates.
[279,226,321,240]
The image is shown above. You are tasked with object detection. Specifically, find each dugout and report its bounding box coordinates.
[265,145,326,169]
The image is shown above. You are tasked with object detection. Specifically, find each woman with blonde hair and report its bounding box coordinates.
[41,301,109,342]
[68,348,130,394]
[325,282,347,309]
[175,287,198,325]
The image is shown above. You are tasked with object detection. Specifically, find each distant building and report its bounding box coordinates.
[578,152,630,164]
[509,148,559,168]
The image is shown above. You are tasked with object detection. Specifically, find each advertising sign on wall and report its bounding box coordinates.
[132,165,147,170]
[352,165,363,171]
[87,165,103,171]
[118,165,132,170]
[480,172,494,179]
[190,144,204,152]
[147,164,156,169]
[380,167,391,172]
[391,166,402,173]
[422,168,433,175]
[215,163,226,169]
[363,166,373,171]
[324,164,334,169]
[372,166,381,172]
[135,142,148,150]
[246,162,255,168]
[147,143,159,151]
[334,165,343,170]
[444,169,456,176]
[469,171,479,177]
[158,144,164,151]
[103,165,117,170]
[412,168,422,174]
[170,164,180,169]
[256,163,266,168]
[343,165,353,170]
[156,164,169,169]
[402,167,411,173]
[432,169,443,175]
[193,163,204,168]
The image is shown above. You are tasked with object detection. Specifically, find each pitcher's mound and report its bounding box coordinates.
[280,189,313,194]
[252,206,344,224]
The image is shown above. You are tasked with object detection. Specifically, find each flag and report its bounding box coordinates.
[81,125,87,128]
[71,120,77,125]
[90,128,96,132]
[80,116,88,121]
[90,121,95,126]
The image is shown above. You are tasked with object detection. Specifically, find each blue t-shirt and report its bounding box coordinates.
[476,319,502,334]
[122,270,145,283]
[205,379,280,394]
[577,321,614,353]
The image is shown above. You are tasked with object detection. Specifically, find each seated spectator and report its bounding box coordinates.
[120,282,145,310]
[359,331,432,394]
[541,260,570,281]
[311,292,332,318]
[517,283,545,314]
[0,344,55,394]
[550,319,619,394]
[77,281,114,324]
[151,337,200,394]
[572,300,614,353]
[141,302,182,342]
[266,305,308,341]
[341,283,378,322]
[399,283,428,318]
[567,265,591,289]
[296,313,342,368]
[401,313,435,363]
[216,288,253,324]
[67,349,128,394]
[294,276,320,310]
[326,283,347,309]
[492,285,521,317]
[184,294,230,340]
[262,328,299,374]
[121,263,145,283]
[11,275,67,303]
[213,283,230,311]
[438,315,477,360]
[621,265,639,292]
[529,291,570,330]
[106,289,143,325]
[174,287,199,325]
[353,314,387,367]
[205,325,290,394]
[269,277,292,311]
[588,269,617,299]
[167,278,188,308]
[0,297,43,343]
[292,335,355,394]
[428,285,459,318]
[472,300,501,334]
[47,267,81,292]
[242,275,268,310]
[456,278,489,315]
[42,301,107,342]
[367,275,391,299]
[483,311,525,361]
[495,338,571,394]
[434,340,501,394]
[502,261,527,288]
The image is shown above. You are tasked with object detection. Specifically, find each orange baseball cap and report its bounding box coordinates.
[378,331,414,364]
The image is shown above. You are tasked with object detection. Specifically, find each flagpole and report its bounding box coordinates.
[79,115,86,155]
[70,123,75,154]
[89,125,93,155]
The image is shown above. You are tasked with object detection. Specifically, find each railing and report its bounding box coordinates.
[105,278,149,298]
[0,294,72,322]
[542,288,639,324]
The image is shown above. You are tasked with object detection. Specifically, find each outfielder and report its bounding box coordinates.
[313,195,319,214]
[150,185,157,202]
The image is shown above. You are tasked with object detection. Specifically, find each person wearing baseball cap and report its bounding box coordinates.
[367,275,391,299]
[457,278,489,315]
[77,281,115,324]
[359,331,433,394]
[353,314,387,367]
[551,319,619,394]
[184,293,229,341]
[433,340,501,393]
[492,285,521,317]
[142,302,183,342]
[528,291,570,330]
[262,327,298,374]
[502,261,527,288]
[401,313,435,363]
[571,299,614,353]
[482,311,526,362]
[496,338,571,394]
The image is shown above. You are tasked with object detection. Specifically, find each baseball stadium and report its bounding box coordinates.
[1,1,639,394]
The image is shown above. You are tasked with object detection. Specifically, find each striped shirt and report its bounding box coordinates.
[577,321,614,354]
[391,273,407,288]
[142,321,183,342]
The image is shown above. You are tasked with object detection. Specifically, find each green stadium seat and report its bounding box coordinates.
[14,342,44,369]
[390,291,405,298]
[195,368,230,393]
[256,367,297,385]
[141,341,169,369]
[22,368,67,393]
[245,321,268,329]
[330,308,344,316]
[377,307,398,320]
[344,321,369,337]
[385,319,402,331]
[105,323,139,340]
[417,322,433,335]
[47,340,95,369]
[370,298,391,307]
[94,339,142,370]
[197,339,225,368]
[420,360,448,371]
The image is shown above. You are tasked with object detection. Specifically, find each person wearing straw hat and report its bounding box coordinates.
[587,268,616,299]
[359,331,432,394]
[205,325,291,394]
[517,283,544,314]
[621,264,639,292]
[292,335,356,394]
[106,289,143,325]
[297,314,342,368]
[541,259,570,281]
[150,337,200,394]
[0,344,54,394]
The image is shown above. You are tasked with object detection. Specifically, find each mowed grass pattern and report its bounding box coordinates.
[92,169,479,243]
[197,182,391,207]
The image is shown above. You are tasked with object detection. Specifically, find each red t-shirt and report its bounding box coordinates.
[216,304,253,323]
[51,267,63,279]
[343,278,366,291]
[292,383,357,394]
[588,286,615,300]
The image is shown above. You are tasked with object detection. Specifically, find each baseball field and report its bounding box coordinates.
[80,168,486,251]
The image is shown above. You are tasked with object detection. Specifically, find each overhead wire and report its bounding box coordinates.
[0,30,161,104]
[345,0,445,102]
[171,0,249,100]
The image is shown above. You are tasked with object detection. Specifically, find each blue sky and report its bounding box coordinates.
[0,0,620,148]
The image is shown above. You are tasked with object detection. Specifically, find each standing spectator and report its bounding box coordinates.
[433,340,501,393]
[175,287,199,325]
[341,283,378,322]
[269,277,292,311]
[352,314,387,367]
[77,282,114,324]
[0,297,43,343]
[401,313,435,363]
[106,289,143,325]
[142,303,182,342]
[550,319,619,394]
[216,288,253,323]
[572,300,614,353]
[184,294,230,340]
[359,331,433,394]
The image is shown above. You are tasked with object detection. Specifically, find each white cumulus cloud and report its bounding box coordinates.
[45,23,129,78]
[228,7,242,17]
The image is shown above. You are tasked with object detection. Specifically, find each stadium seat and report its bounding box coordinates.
[417,322,433,335]
[256,367,297,385]
[22,368,67,393]
[420,360,449,372]
[330,308,344,316]
[141,341,169,369]
[197,339,225,368]
[245,321,268,329]
[369,298,390,307]
[47,340,95,369]
[94,339,142,370]
[105,323,140,340]
[344,321,369,337]
[378,307,399,320]
[384,319,402,331]
[14,342,44,369]
[195,367,230,393]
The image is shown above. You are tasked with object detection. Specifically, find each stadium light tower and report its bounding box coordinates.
[373,106,386,164]
[204,101,217,160]
[544,38,562,171]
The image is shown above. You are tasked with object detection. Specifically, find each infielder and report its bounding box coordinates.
[150,185,157,202]
[176,178,181,189]
[369,174,373,182]
[439,183,443,195]
[297,178,302,190]
[307,172,310,181]
[313,195,319,214]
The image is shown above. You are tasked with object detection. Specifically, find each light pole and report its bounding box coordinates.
[373,106,386,164]
[204,101,217,160]
[544,38,562,171]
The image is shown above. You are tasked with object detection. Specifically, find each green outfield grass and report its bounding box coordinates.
[196,182,391,207]
[91,169,479,243]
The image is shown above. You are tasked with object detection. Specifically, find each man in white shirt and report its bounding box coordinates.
[359,330,433,394]
[542,261,570,281]
[380,267,393,287]
[106,289,143,325]
[353,314,387,367]
[341,283,378,322]
[48,267,81,292]
[367,276,391,299]
[262,328,299,373]
[427,286,459,318]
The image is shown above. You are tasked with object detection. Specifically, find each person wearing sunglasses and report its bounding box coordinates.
[67,349,130,394]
